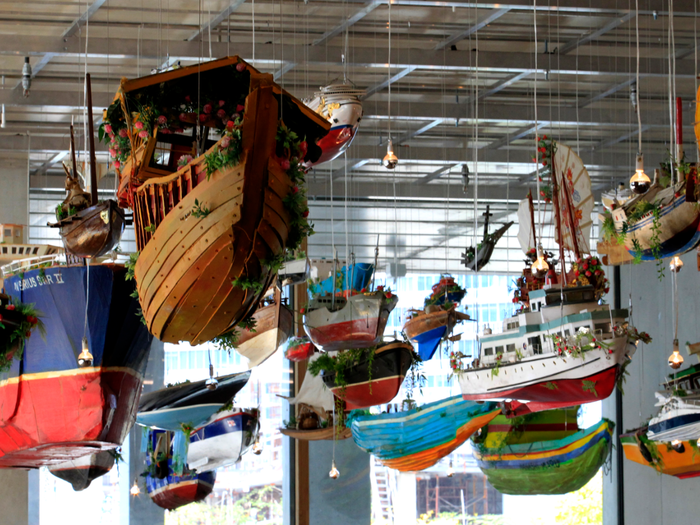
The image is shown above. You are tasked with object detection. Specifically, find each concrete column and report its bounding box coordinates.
[395,472,417,525]
[0,166,30,227]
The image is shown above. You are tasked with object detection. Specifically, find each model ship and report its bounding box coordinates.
[472,409,613,495]
[0,260,153,468]
[621,427,700,479]
[48,451,115,491]
[48,78,127,258]
[283,336,317,362]
[461,205,513,271]
[349,396,500,472]
[303,83,364,167]
[105,56,329,345]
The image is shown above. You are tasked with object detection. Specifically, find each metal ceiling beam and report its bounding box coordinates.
[434,7,511,50]
[313,0,382,47]
[330,159,371,180]
[33,151,69,176]
[187,0,247,42]
[589,125,650,151]
[63,0,108,38]
[273,62,297,81]
[558,11,634,55]
[412,164,458,184]
[363,66,417,99]
[577,78,635,108]
[483,124,539,150]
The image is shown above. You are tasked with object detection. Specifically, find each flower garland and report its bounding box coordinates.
[572,255,609,298]
[203,116,244,179]
[533,135,555,203]
[548,330,611,359]
[0,297,45,373]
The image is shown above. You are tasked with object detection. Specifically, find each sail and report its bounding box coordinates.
[552,142,593,255]
[285,354,335,412]
[517,197,535,254]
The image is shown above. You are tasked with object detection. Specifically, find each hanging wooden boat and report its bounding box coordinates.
[107,56,329,344]
[0,261,153,468]
[403,304,470,361]
[279,353,350,440]
[621,426,700,479]
[461,205,514,271]
[458,285,633,415]
[309,261,374,296]
[48,451,115,491]
[145,429,216,510]
[137,370,251,431]
[303,290,397,351]
[319,340,415,410]
[188,408,259,473]
[424,274,466,307]
[283,336,317,362]
[233,287,293,368]
[349,396,501,472]
[303,83,364,167]
[472,413,613,495]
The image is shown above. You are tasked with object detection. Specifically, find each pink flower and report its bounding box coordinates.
[119,128,128,138]
[585,270,592,277]
[185,95,191,103]
[104,124,113,134]
[134,121,144,130]
[574,270,580,276]
[219,100,226,107]
[160,128,171,134]
[299,141,308,156]
[109,148,117,158]
[138,130,149,139]
[199,114,207,123]
[221,136,231,148]
[217,109,227,119]
[591,258,598,265]
[582,263,588,270]
[157,115,167,126]
[302,210,309,218]
[6,305,14,311]
[179,113,187,121]
[236,63,246,72]
[594,270,602,276]
[177,155,193,167]
[280,159,291,171]
[291,185,299,194]
[203,103,212,114]
[300,307,306,314]
[226,120,235,130]
[236,104,245,113]
[114,160,121,168]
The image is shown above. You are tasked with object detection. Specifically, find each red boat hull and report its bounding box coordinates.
[461,367,617,416]
[331,375,406,410]
[0,367,142,468]
[149,478,215,510]
[306,317,381,351]
[285,342,316,362]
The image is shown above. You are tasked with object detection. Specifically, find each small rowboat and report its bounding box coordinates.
[473,413,613,495]
[303,291,397,351]
[403,305,470,361]
[424,274,466,307]
[349,396,500,472]
[50,200,127,258]
[48,451,115,491]
[621,427,700,479]
[321,340,414,410]
[235,288,293,368]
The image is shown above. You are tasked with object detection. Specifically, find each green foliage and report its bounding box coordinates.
[204,124,243,179]
[55,203,67,221]
[144,224,156,233]
[650,206,664,280]
[192,199,211,219]
[262,252,287,274]
[231,276,264,295]
[631,239,643,264]
[125,252,139,281]
[213,316,257,352]
[0,298,46,373]
[552,473,603,525]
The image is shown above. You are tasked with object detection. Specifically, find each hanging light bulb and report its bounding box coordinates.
[130,479,140,497]
[77,337,93,367]
[252,433,263,455]
[530,244,549,279]
[382,139,398,170]
[205,363,219,391]
[668,339,684,370]
[329,460,340,479]
[669,256,684,273]
[630,153,651,195]
[446,460,454,478]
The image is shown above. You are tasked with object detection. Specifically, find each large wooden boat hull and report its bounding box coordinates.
[473,419,613,495]
[188,409,259,473]
[349,396,500,472]
[235,291,293,368]
[621,428,700,479]
[612,192,700,260]
[131,60,329,345]
[53,200,126,258]
[459,336,629,412]
[321,341,414,409]
[303,292,397,351]
[279,426,352,441]
[48,450,115,491]
[1,265,152,468]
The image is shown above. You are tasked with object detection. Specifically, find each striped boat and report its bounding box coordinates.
[473,410,613,495]
[348,396,500,472]
[621,427,700,479]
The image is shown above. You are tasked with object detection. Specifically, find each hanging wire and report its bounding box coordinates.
[635,0,643,154]
[533,1,542,240]
[473,8,479,272]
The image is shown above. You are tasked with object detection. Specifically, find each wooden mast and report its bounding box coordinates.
[86,73,98,206]
[69,124,78,180]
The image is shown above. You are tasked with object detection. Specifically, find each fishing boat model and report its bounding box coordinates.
[621,426,700,479]
[472,410,613,495]
[232,287,293,368]
[349,396,500,472]
[644,363,700,442]
[137,370,251,431]
[48,451,115,491]
[461,205,514,271]
[283,336,317,362]
[313,340,415,410]
[105,56,329,345]
[424,274,466,307]
[457,284,633,414]
[303,83,364,167]
[145,428,216,510]
[280,353,351,440]
[48,80,127,258]
[303,290,398,351]
[188,407,259,473]
[0,259,153,468]
[403,304,470,361]
[309,261,374,296]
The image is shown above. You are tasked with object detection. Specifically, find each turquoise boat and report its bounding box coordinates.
[311,263,374,295]
[348,396,500,472]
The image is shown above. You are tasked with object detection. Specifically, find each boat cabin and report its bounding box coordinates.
[664,364,700,395]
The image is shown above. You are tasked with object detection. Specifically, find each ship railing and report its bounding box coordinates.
[0,253,65,278]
